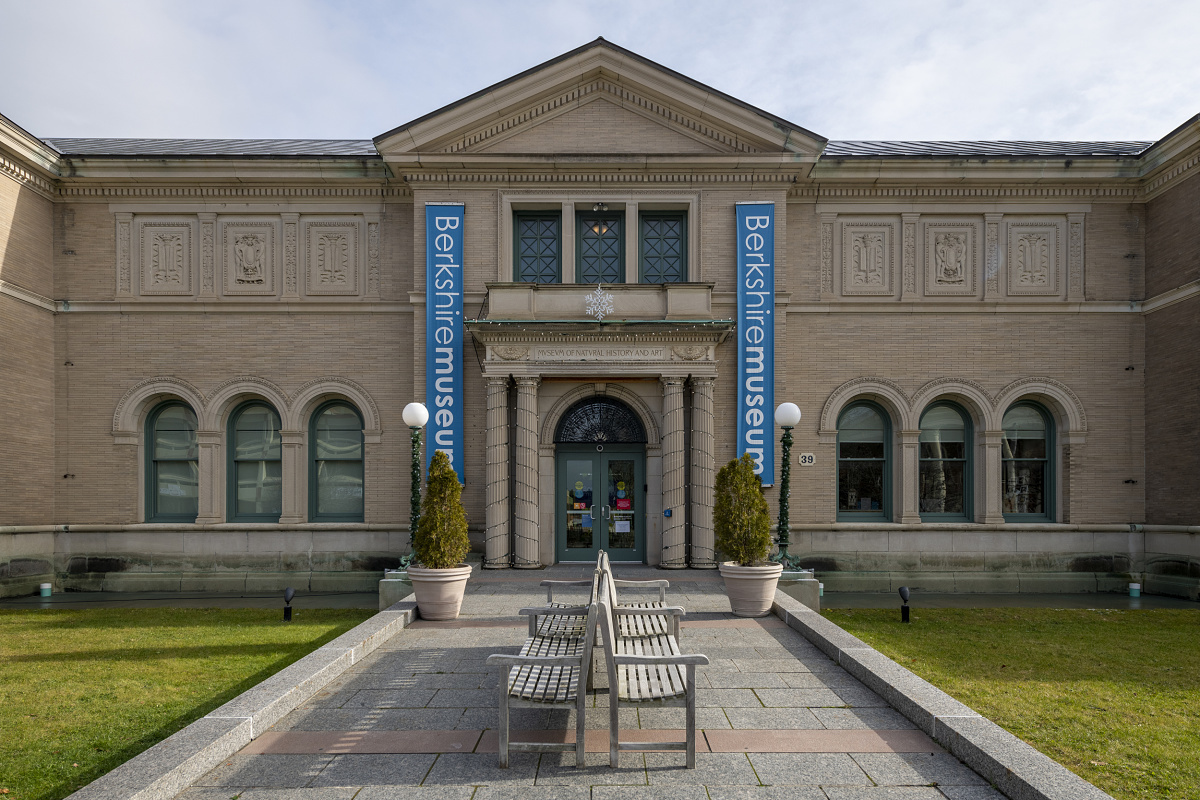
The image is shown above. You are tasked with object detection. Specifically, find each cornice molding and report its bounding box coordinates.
[403,171,796,184]
[1142,148,1200,201]
[0,280,56,312]
[792,185,1139,199]
[59,185,394,198]
[0,153,56,197]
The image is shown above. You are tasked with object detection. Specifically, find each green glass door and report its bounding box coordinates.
[556,444,644,562]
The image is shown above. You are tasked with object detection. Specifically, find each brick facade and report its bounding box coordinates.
[2,41,1198,597]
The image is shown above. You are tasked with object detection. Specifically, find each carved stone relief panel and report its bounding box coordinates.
[220,218,281,296]
[1006,218,1063,297]
[923,220,979,297]
[840,220,896,297]
[304,217,363,296]
[137,218,196,296]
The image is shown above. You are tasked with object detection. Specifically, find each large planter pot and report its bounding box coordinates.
[719,561,784,617]
[407,564,472,620]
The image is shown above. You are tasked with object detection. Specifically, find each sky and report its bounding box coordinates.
[1,0,1197,144]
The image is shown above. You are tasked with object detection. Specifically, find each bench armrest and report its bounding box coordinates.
[486,654,583,667]
[612,653,709,666]
[540,578,594,601]
[614,606,685,617]
[517,605,588,617]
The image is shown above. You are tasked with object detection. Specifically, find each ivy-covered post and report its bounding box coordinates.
[773,403,802,569]
[399,402,429,568]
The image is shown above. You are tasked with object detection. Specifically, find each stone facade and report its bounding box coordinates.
[1,40,1199,598]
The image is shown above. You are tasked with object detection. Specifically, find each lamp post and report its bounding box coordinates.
[773,402,802,570]
[399,402,429,568]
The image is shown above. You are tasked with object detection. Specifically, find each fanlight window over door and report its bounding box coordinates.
[555,397,647,444]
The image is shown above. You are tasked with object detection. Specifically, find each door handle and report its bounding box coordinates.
[588,505,595,522]
[602,505,610,519]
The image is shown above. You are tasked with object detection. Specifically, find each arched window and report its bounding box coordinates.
[837,402,891,520]
[146,402,199,522]
[310,402,364,521]
[1002,403,1054,521]
[228,402,283,522]
[919,403,972,520]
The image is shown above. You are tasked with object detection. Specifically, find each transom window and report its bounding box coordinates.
[228,402,282,521]
[639,212,687,283]
[1002,403,1053,520]
[837,402,891,520]
[514,212,561,283]
[919,403,971,519]
[576,211,624,283]
[146,402,199,522]
[310,401,365,521]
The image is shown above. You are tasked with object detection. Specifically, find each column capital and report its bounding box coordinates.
[898,429,922,443]
[280,430,304,445]
[690,375,716,388]
[980,429,1006,445]
[659,375,686,388]
[515,376,541,388]
[485,374,511,388]
[197,431,222,446]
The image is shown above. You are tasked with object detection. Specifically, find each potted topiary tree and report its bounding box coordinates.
[407,450,472,620]
[715,453,783,617]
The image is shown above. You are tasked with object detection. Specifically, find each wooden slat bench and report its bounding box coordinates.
[536,550,674,638]
[486,569,601,768]
[597,573,709,768]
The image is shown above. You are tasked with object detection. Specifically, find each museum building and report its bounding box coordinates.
[2,39,1199,599]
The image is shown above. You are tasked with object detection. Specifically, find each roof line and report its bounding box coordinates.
[372,37,826,147]
[1135,112,1200,160]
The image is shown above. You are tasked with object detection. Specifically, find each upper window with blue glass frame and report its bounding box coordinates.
[514,211,561,283]
[639,212,687,283]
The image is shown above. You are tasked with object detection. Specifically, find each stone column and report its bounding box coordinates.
[984,213,1002,300]
[1067,212,1085,302]
[115,212,133,298]
[819,213,836,300]
[194,431,223,524]
[901,213,919,300]
[981,430,1005,523]
[660,376,687,568]
[198,213,217,299]
[485,375,511,567]
[282,213,300,300]
[689,376,716,567]
[278,430,306,524]
[897,430,922,524]
[513,377,541,568]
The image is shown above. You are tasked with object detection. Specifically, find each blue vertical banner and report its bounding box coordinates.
[425,203,465,481]
[736,202,775,485]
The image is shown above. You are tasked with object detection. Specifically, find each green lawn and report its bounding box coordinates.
[824,607,1200,800]
[0,607,375,800]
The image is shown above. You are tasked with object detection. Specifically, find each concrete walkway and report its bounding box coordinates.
[174,567,1004,800]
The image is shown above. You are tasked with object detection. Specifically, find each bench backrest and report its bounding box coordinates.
[597,550,621,610]
[595,572,620,689]
[578,569,602,675]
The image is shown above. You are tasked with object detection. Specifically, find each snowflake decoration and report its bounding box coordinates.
[584,285,614,321]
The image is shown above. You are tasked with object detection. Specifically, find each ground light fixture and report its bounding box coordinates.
[284,586,295,622]
[899,585,911,623]
[399,403,429,569]
[773,402,803,569]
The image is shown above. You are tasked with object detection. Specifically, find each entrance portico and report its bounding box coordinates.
[468,283,732,568]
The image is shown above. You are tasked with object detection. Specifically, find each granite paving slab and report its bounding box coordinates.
[310,753,438,786]
[167,573,1030,800]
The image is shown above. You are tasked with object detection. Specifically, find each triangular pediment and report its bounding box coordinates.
[470,94,732,155]
[375,39,825,161]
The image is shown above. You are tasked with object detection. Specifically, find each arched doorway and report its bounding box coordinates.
[554,397,647,562]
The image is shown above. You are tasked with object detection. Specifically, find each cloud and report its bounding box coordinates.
[1,0,1196,141]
